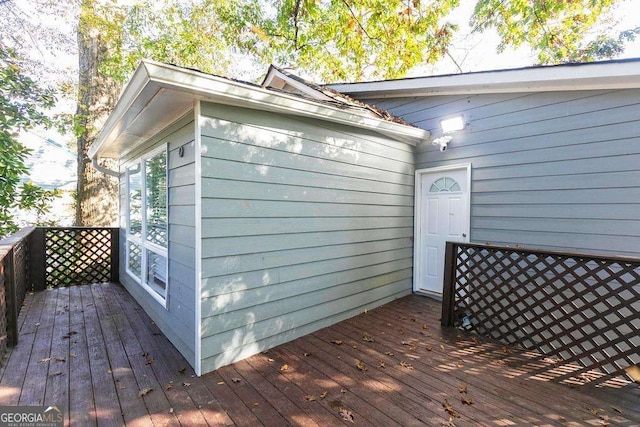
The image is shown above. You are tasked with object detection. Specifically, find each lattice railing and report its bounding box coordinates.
[442,242,640,385]
[41,228,119,288]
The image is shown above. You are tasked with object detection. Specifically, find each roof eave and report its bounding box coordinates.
[90,61,429,159]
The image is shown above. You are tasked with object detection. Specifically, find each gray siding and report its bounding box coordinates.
[370,89,640,257]
[198,102,415,373]
[119,115,197,366]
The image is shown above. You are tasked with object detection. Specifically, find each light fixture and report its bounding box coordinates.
[440,115,465,134]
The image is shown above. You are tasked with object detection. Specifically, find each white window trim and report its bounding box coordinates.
[125,144,169,308]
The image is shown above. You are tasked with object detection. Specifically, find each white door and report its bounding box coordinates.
[415,165,470,295]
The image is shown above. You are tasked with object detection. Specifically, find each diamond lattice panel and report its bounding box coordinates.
[44,228,112,287]
[452,245,640,385]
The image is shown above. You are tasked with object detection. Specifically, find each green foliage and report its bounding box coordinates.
[471,0,632,63]
[0,45,60,238]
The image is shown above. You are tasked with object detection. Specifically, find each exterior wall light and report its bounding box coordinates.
[440,115,465,133]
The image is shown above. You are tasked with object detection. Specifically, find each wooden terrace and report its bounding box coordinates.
[0,282,637,426]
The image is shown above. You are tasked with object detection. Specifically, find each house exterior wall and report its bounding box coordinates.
[119,114,197,366]
[369,89,640,257]
[197,102,415,373]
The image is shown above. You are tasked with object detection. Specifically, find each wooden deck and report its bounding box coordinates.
[0,283,638,426]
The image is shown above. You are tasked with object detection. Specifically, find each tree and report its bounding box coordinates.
[471,0,639,64]
[0,45,60,238]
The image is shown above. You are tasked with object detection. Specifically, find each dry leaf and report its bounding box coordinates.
[502,346,510,354]
[461,395,474,405]
[356,360,367,371]
[320,391,328,399]
[456,361,463,368]
[69,353,77,358]
[400,361,414,369]
[39,357,51,363]
[339,408,354,423]
[304,395,316,401]
[217,381,225,385]
[303,352,311,357]
[440,344,445,351]
[611,406,623,414]
[169,408,174,414]
[409,345,417,351]
[331,339,343,345]
[470,336,478,344]
[279,364,289,372]
[145,357,154,365]
[138,387,153,398]
[55,357,65,362]
[340,389,347,394]
[363,335,374,342]
[457,384,467,394]
[401,341,410,346]
[625,365,640,383]
[378,361,386,369]
[400,316,408,320]
[253,403,259,406]
[178,367,187,374]
[422,323,428,330]
[231,378,241,383]
[442,399,460,418]
[588,408,599,416]
[352,345,357,349]
[426,345,433,351]
[267,357,274,362]
[385,351,394,356]
[50,371,62,377]
[399,330,404,335]
[165,382,174,390]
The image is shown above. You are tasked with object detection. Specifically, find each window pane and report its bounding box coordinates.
[146,250,167,297]
[128,164,142,237]
[145,150,167,247]
[127,241,142,278]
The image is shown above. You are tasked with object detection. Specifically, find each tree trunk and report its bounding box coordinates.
[75,2,120,226]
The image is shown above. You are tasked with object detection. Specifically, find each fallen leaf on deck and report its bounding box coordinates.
[399,330,404,335]
[339,408,354,423]
[142,352,150,357]
[502,346,510,354]
[440,345,445,351]
[363,335,374,342]
[411,318,416,322]
[385,351,394,356]
[145,357,155,365]
[409,345,417,351]
[378,361,386,369]
[267,358,274,362]
[253,402,259,406]
[461,395,474,405]
[303,352,311,357]
[165,382,174,390]
[50,371,62,377]
[352,345,357,349]
[178,367,187,374]
[355,360,367,371]
[39,357,51,363]
[331,340,343,345]
[182,382,191,387]
[625,365,640,383]
[401,341,410,346]
[152,332,162,336]
[217,381,225,385]
[426,345,433,351]
[442,399,460,418]
[456,361,463,368]
[458,384,467,394]
[399,361,414,369]
[231,378,241,383]
[588,408,599,416]
[320,391,328,399]
[400,316,408,320]
[471,336,478,344]
[304,395,316,401]
[280,364,289,372]
[55,357,65,362]
[611,406,623,414]
[169,408,174,414]
[422,323,428,330]
[70,353,76,358]
[341,389,347,394]
[138,387,153,398]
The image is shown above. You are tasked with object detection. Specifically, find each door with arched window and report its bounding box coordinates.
[415,164,470,295]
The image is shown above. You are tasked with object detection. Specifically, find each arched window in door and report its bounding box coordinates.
[429,177,461,193]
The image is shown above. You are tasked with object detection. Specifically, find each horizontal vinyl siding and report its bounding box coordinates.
[199,102,415,373]
[370,89,640,257]
[119,116,197,366]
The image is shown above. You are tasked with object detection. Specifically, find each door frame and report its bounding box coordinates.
[413,163,472,294]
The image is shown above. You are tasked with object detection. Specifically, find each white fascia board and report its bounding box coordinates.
[329,60,640,99]
[262,67,335,102]
[90,61,429,159]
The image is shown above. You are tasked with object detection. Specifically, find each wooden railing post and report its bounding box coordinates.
[110,228,120,283]
[4,248,18,347]
[441,241,457,327]
[28,227,46,291]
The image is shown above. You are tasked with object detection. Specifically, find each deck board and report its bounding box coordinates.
[0,283,637,426]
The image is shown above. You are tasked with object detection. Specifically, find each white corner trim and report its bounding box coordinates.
[194,101,203,376]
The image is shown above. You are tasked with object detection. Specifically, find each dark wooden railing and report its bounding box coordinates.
[0,227,118,362]
[442,241,640,385]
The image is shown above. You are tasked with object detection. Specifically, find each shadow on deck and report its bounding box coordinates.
[0,282,638,426]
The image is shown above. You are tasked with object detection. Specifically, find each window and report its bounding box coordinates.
[126,146,168,305]
[429,177,461,193]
